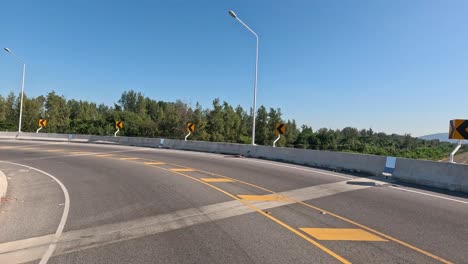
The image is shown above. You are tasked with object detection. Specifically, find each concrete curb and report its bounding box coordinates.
[0,169,7,199]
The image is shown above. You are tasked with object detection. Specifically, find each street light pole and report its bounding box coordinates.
[229,10,259,145]
[4,48,26,133]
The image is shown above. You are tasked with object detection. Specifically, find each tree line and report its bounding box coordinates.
[0,90,464,160]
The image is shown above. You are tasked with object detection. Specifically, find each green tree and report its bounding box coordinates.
[235,105,250,144]
[206,99,225,142]
[22,95,45,132]
[44,92,70,133]
[192,102,209,141]
[255,106,269,145]
[223,101,241,142]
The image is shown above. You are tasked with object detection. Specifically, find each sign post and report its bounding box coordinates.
[115,121,123,137]
[185,123,195,141]
[448,119,468,163]
[37,119,47,133]
[273,123,286,147]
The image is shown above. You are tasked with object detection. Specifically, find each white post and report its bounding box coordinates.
[252,34,258,146]
[449,140,462,163]
[114,128,120,137]
[273,135,281,147]
[36,126,43,133]
[18,63,25,133]
[185,132,191,141]
[229,11,259,146]
[3,48,25,133]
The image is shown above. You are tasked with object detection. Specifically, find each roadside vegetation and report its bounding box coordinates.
[1,90,465,160]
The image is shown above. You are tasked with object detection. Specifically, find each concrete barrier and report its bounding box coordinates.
[1,131,467,192]
[0,132,17,139]
[393,158,468,192]
[159,139,386,176]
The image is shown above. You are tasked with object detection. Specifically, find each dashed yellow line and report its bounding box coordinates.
[170,168,196,172]
[46,149,65,152]
[144,162,166,165]
[19,147,38,151]
[201,178,235,183]
[96,154,113,157]
[119,157,140,160]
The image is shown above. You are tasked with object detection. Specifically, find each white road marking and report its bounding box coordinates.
[227,156,355,180]
[388,186,468,205]
[0,161,70,264]
[0,179,371,263]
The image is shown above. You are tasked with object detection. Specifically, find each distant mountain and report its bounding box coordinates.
[419,133,466,144]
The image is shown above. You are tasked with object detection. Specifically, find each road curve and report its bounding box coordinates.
[0,140,467,264]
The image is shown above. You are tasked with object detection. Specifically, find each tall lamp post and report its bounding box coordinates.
[228,10,259,145]
[4,48,26,133]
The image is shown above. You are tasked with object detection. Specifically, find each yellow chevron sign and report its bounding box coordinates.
[449,119,468,140]
[38,119,47,127]
[186,123,195,133]
[115,121,124,129]
[275,123,286,135]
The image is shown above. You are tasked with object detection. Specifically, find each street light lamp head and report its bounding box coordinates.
[4,48,12,53]
[228,10,237,18]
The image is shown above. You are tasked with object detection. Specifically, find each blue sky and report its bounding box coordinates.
[1,0,467,136]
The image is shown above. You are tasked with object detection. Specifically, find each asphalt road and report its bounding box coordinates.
[0,140,467,264]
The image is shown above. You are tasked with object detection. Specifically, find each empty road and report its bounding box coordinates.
[0,140,467,264]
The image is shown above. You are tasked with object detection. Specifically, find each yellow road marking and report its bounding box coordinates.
[70,151,90,155]
[144,162,166,165]
[201,178,235,183]
[20,147,38,150]
[139,162,351,264]
[96,154,113,157]
[170,168,196,172]
[119,157,139,160]
[238,194,289,202]
[46,149,64,152]
[301,228,387,241]
[101,154,453,264]
[296,201,453,263]
[150,159,452,263]
[99,156,347,262]
[165,163,273,193]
